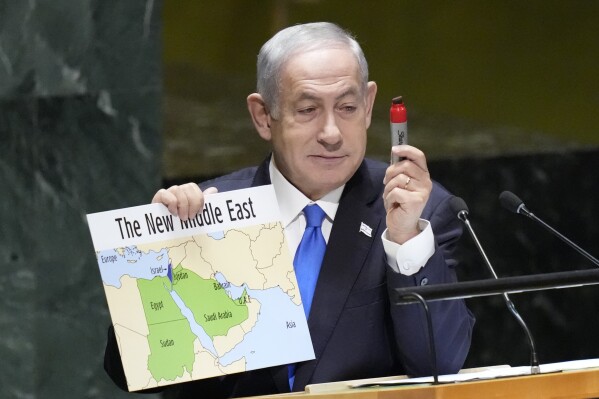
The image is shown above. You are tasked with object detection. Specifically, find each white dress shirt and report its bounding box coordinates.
[269,160,435,276]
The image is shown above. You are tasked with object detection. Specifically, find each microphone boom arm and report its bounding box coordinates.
[522,209,599,268]
[499,190,599,268]
[459,211,540,374]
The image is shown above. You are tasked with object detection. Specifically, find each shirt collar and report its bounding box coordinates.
[269,158,343,228]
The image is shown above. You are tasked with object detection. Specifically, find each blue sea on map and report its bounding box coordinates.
[170,290,218,356]
[216,281,314,369]
[99,247,169,288]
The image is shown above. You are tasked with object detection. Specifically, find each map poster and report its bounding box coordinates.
[87,185,315,392]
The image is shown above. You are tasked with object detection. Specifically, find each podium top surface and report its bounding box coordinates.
[240,366,599,399]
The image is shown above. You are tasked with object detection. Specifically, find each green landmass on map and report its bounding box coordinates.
[136,265,250,382]
[172,264,249,338]
[147,318,197,380]
[138,276,197,381]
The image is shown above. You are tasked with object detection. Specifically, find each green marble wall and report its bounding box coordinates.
[0,2,162,398]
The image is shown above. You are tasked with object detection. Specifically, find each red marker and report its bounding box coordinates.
[390,96,408,164]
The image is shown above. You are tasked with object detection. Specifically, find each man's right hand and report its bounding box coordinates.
[151,183,218,221]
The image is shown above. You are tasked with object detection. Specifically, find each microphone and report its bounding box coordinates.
[449,196,540,374]
[499,191,599,268]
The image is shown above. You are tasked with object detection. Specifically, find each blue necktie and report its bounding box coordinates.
[294,204,327,317]
[289,204,327,390]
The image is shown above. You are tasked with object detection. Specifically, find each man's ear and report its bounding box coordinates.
[364,81,378,129]
[247,93,272,141]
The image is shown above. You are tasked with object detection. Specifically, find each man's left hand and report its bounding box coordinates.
[383,145,432,244]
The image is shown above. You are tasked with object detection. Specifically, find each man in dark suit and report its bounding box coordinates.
[105,21,474,398]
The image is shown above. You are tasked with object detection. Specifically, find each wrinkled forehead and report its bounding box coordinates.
[280,46,363,90]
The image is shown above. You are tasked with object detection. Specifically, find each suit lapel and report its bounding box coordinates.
[251,156,272,186]
[292,162,382,389]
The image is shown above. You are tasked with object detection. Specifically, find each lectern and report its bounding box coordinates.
[245,270,599,399]
[241,367,599,399]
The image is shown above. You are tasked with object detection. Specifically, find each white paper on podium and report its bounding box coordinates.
[348,358,599,388]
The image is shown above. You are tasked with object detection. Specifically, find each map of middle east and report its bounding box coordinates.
[89,186,314,391]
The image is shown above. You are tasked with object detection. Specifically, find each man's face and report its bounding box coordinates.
[266,47,377,200]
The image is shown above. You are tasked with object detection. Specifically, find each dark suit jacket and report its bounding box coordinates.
[104,157,474,398]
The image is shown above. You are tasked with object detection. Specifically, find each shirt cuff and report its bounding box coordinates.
[382,219,435,276]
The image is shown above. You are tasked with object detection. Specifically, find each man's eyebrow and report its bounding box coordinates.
[335,87,359,101]
[296,92,319,102]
